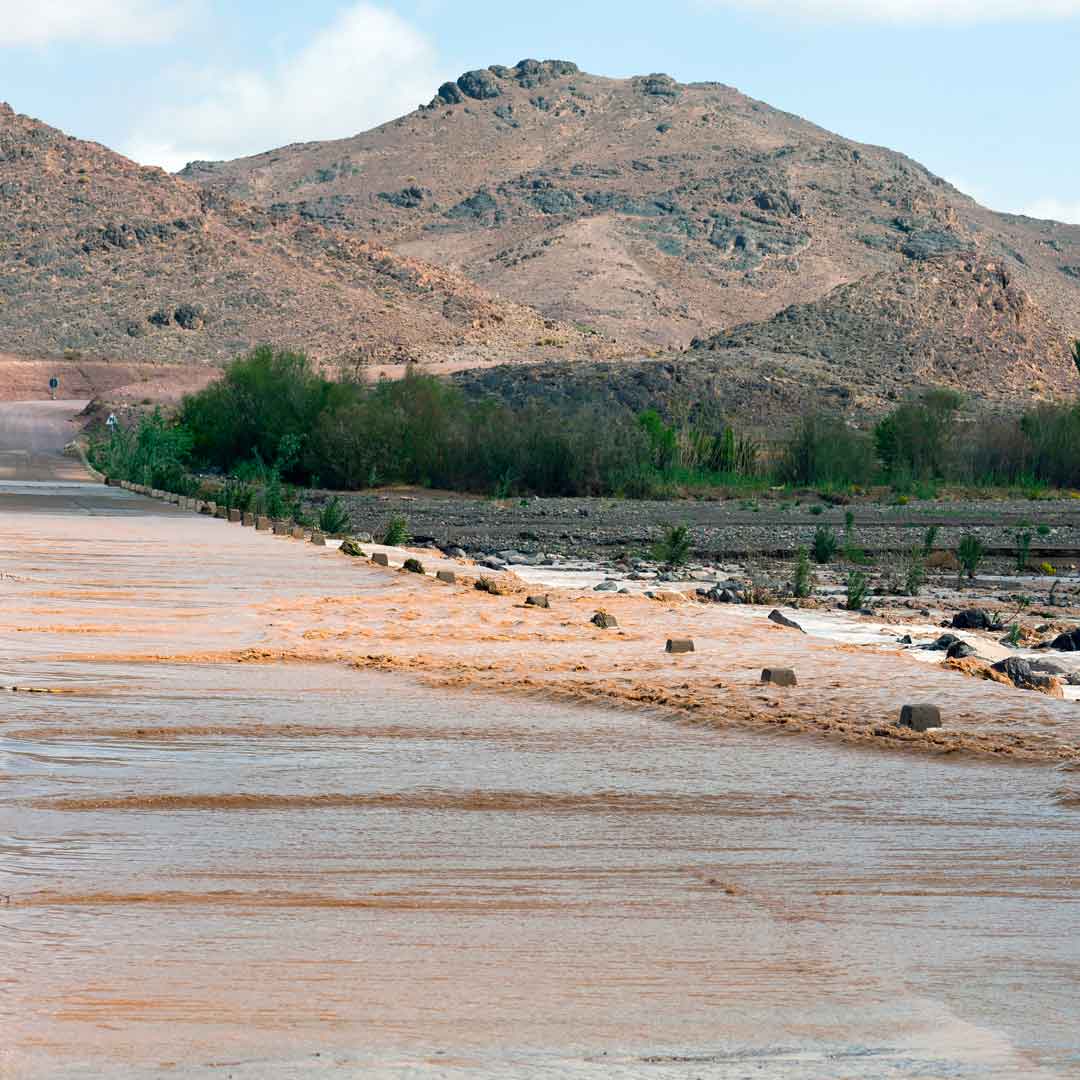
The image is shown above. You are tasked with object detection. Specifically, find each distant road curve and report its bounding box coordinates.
[0,400,92,481]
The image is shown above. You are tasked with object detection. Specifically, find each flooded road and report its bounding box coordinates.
[2,410,1079,1077]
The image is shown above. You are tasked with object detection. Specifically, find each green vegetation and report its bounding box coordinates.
[792,547,813,599]
[382,515,410,547]
[922,525,939,555]
[1072,340,1080,378]
[904,547,926,597]
[652,524,693,568]
[845,571,869,611]
[957,533,985,581]
[403,558,425,574]
[1015,529,1032,572]
[317,496,351,535]
[812,525,838,564]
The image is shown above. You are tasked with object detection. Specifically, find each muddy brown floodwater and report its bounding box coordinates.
[1,412,1079,1078]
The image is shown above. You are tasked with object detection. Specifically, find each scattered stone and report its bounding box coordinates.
[897,634,913,645]
[475,576,503,595]
[761,668,797,687]
[457,69,502,100]
[591,612,618,629]
[436,570,456,584]
[1048,628,1080,651]
[898,704,942,732]
[768,609,805,633]
[339,537,366,557]
[403,558,426,574]
[525,594,550,608]
[927,633,961,652]
[666,639,695,654]
[370,552,390,567]
[594,580,619,592]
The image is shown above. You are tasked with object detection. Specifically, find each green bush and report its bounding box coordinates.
[845,571,869,611]
[383,515,410,546]
[957,533,985,581]
[792,547,813,599]
[318,496,351,535]
[874,388,962,484]
[904,547,926,596]
[1015,530,1032,572]
[779,414,875,487]
[652,524,693,568]
[812,525,838,564]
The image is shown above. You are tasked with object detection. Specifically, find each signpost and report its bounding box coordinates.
[48,376,59,400]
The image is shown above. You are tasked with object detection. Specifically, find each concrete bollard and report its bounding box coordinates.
[591,612,618,629]
[201,502,215,515]
[761,668,797,687]
[666,639,695,654]
[310,529,326,546]
[256,516,271,531]
[242,512,255,527]
[272,520,290,535]
[436,570,456,584]
[898,704,942,732]
[214,506,228,519]
[371,552,390,567]
[228,509,242,523]
[291,525,305,539]
[525,594,550,608]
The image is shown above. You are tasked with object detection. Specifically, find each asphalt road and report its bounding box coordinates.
[0,399,91,481]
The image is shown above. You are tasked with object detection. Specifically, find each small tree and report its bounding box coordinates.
[957,533,985,581]
[845,571,869,611]
[318,496,351,535]
[1015,529,1032,573]
[792,546,813,599]
[904,547,926,596]
[383,515,410,546]
[812,525,838,564]
[652,524,692,568]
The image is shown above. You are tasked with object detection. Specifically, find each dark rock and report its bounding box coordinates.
[768,609,805,632]
[991,657,1038,689]
[525,594,550,608]
[370,552,390,567]
[946,640,976,659]
[339,537,366,557]
[148,307,171,327]
[436,570,456,584]
[898,634,913,645]
[638,73,680,98]
[457,69,502,100]
[435,81,463,105]
[927,633,961,652]
[898,704,942,732]
[594,580,619,592]
[761,667,797,687]
[174,303,206,330]
[666,639,695,654]
[952,609,994,631]
[1048,628,1080,651]
[591,612,618,629]
[403,557,425,574]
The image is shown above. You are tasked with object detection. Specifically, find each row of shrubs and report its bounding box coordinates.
[90,346,1080,500]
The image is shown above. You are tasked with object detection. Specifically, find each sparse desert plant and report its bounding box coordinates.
[1037,523,1052,537]
[1006,623,1022,647]
[382,515,410,547]
[792,547,813,599]
[1015,530,1032,572]
[956,533,985,581]
[845,571,869,611]
[922,525,939,556]
[1039,561,1056,576]
[809,504,824,516]
[904,547,926,596]
[812,525,838,564]
[652,524,692,568]
[318,496,351,535]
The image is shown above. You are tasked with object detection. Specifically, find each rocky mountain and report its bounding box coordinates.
[0,102,608,366]
[181,59,1080,406]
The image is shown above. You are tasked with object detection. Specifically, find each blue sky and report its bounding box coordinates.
[3,0,1078,221]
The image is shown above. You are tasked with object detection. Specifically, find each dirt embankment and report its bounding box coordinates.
[0,355,219,403]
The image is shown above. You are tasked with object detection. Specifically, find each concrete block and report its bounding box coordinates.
[898,704,942,732]
[525,594,550,608]
[228,509,242,523]
[436,570,456,584]
[761,668,797,687]
[310,530,326,546]
[666,639,695,654]
[371,552,390,567]
[255,516,271,531]
[214,506,228,519]
[201,502,215,515]
[242,512,255,527]
[291,526,305,539]
[272,520,290,535]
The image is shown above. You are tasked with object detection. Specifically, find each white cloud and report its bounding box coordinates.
[122,3,439,171]
[1015,199,1080,225]
[702,0,1080,23]
[0,0,190,46]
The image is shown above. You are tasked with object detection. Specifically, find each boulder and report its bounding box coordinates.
[952,609,994,631]
[898,704,942,732]
[272,520,290,535]
[1048,628,1080,651]
[403,558,426,574]
[927,633,961,652]
[666,639,695,654]
[255,516,271,531]
[898,634,913,645]
[990,657,1061,696]
[457,69,501,100]
[436,570,456,584]
[591,612,618,629]
[946,640,976,660]
[339,537,366,557]
[525,594,550,608]
[434,81,463,105]
[594,580,619,592]
[761,668,797,687]
[310,530,327,546]
[371,552,390,567]
[768,609,805,633]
